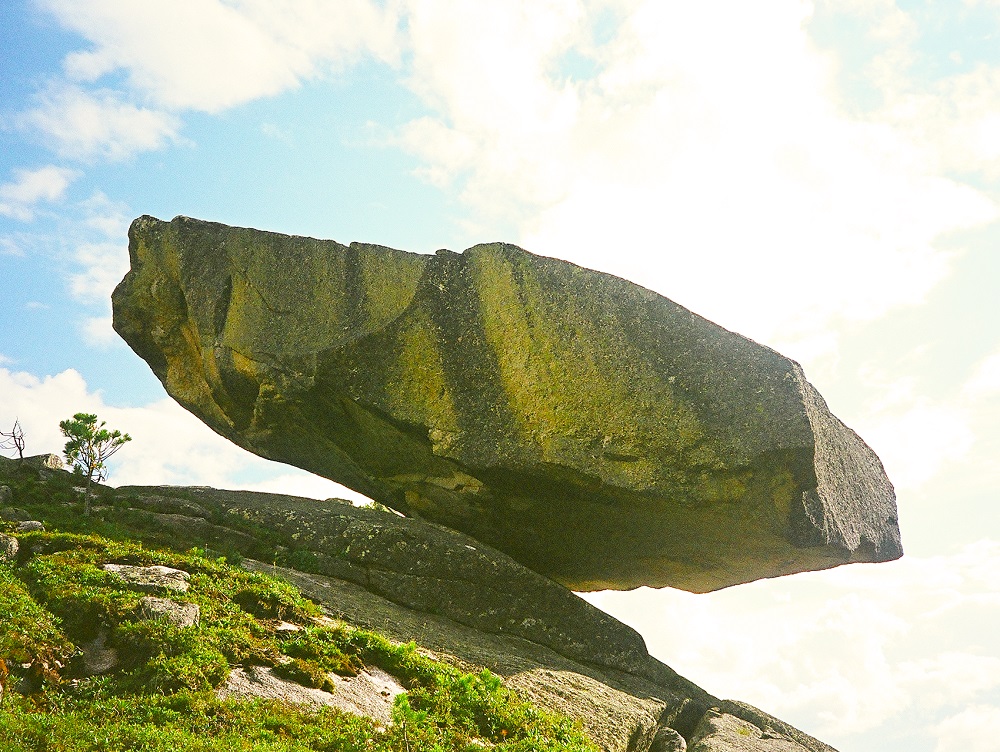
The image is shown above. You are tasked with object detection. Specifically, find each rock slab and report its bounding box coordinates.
[0,533,17,562]
[138,596,200,627]
[102,563,191,593]
[113,215,902,591]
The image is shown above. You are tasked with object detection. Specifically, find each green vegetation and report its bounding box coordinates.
[0,466,597,752]
[59,412,132,515]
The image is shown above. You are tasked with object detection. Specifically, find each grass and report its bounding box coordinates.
[0,467,597,751]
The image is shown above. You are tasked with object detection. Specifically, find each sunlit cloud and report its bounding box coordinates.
[40,0,401,113]
[68,241,130,305]
[18,84,181,162]
[392,0,998,366]
[964,349,1000,396]
[0,237,24,256]
[0,165,79,221]
[79,316,119,348]
[0,366,366,501]
[584,540,1000,740]
[932,705,1000,752]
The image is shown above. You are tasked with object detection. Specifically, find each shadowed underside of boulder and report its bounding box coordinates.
[112,215,901,592]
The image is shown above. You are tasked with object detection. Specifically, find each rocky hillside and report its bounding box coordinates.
[1,455,838,752]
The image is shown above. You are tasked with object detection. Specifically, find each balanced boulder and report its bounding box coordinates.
[112,215,901,592]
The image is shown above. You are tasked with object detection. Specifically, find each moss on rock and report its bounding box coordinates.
[112,216,901,592]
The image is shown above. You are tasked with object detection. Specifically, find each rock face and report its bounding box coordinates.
[0,533,17,562]
[220,665,405,725]
[117,483,838,752]
[112,215,901,592]
[120,485,668,681]
[138,596,200,627]
[102,563,191,593]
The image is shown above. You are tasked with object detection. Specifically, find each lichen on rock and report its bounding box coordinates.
[112,215,902,592]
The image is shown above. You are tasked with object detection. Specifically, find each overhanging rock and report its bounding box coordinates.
[112,215,902,592]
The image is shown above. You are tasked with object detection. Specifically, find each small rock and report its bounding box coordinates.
[651,726,687,752]
[0,486,11,505]
[29,454,64,471]
[16,520,45,532]
[689,709,810,751]
[219,664,403,725]
[0,506,31,522]
[138,596,200,627]
[0,533,18,562]
[78,629,119,675]
[102,563,191,593]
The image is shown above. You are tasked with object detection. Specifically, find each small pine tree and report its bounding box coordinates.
[59,412,131,515]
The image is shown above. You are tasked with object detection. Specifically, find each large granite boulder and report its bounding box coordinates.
[112,215,901,591]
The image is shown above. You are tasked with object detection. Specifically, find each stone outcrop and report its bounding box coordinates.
[102,563,191,593]
[116,484,839,752]
[689,709,815,751]
[78,629,119,676]
[219,664,405,725]
[119,485,672,681]
[138,596,200,627]
[113,215,901,592]
[0,533,17,562]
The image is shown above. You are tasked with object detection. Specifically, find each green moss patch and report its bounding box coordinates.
[0,491,596,751]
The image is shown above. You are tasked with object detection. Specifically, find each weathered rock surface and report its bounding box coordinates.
[138,596,200,627]
[113,215,901,592]
[78,629,119,676]
[120,485,664,680]
[689,710,813,751]
[102,563,191,593]
[219,664,404,725]
[0,533,17,562]
[118,483,838,752]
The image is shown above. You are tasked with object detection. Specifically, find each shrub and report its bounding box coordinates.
[59,413,131,515]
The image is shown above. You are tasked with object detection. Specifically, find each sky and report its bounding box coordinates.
[1,1,998,749]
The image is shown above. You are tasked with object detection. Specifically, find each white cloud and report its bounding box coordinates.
[848,347,1000,495]
[80,316,118,348]
[68,241,130,305]
[933,705,1000,752]
[583,540,1000,742]
[19,84,181,161]
[855,393,974,492]
[0,238,24,256]
[391,0,998,360]
[964,350,1000,397]
[79,191,131,239]
[41,0,401,113]
[883,62,1000,182]
[0,366,370,501]
[0,165,79,221]
[899,653,1000,710]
